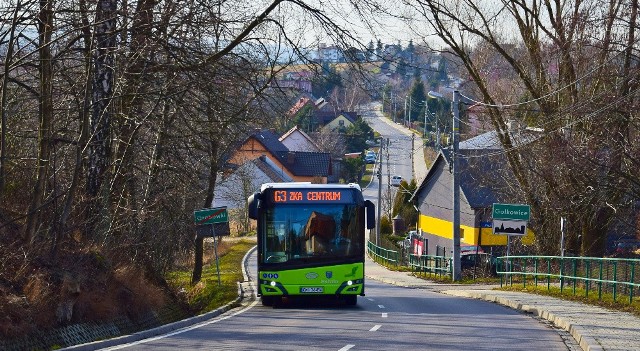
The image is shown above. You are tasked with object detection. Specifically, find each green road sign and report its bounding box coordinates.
[194,207,228,225]
[492,203,530,221]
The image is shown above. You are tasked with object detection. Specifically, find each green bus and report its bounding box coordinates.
[248,182,375,306]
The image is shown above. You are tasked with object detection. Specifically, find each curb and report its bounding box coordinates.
[439,290,602,351]
[61,245,258,350]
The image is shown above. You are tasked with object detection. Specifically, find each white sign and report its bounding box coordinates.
[493,219,527,236]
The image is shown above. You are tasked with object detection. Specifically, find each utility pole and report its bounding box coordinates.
[409,95,412,127]
[404,96,407,126]
[423,102,428,137]
[435,114,440,150]
[451,90,461,281]
[393,93,397,122]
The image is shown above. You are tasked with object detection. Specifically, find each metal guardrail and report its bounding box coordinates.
[408,254,451,277]
[367,241,399,266]
[498,255,640,304]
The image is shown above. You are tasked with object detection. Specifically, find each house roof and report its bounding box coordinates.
[287,97,313,116]
[459,127,543,150]
[252,155,293,182]
[251,129,290,155]
[279,125,322,151]
[273,151,332,177]
[233,129,331,177]
[413,128,536,209]
[442,148,523,208]
[337,111,358,124]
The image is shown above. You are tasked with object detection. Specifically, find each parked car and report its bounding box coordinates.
[460,245,484,254]
[614,239,640,255]
[391,175,402,187]
[364,155,376,164]
[460,252,498,275]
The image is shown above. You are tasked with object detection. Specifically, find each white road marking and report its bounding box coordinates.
[338,345,355,351]
[369,325,382,332]
[378,304,385,309]
[382,313,388,318]
[103,284,260,349]
[367,298,374,301]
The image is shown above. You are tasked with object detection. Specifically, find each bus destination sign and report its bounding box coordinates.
[271,189,353,204]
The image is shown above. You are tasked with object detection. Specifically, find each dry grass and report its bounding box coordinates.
[0,239,186,339]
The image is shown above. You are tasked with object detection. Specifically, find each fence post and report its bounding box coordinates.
[560,257,565,294]
[598,260,603,300]
[613,261,618,302]
[547,258,551,290]
[586,260,590,298]
[629,261,635,304]
[523,258,527,288]
[534,258,538,287]
[572,258,577,295]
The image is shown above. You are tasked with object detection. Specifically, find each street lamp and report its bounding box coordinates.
[428,90,461,282]
[423,106,437,138]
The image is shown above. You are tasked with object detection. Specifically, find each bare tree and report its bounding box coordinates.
[396,0,640,255]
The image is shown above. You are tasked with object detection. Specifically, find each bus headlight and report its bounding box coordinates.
[270,281,277,287]
[347,280,353,286]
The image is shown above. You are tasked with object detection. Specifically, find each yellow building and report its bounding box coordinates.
[412,146,534,256]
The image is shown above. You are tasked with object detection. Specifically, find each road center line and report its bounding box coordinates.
[338,345,355,351]
[369,325,382,332]
[378,304,385,309]
[382,313,388,318]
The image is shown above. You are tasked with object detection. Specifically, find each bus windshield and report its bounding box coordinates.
[260,203,364,265]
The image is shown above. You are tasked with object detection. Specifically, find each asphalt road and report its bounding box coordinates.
[103,251,572,351]
[97,105,571,351]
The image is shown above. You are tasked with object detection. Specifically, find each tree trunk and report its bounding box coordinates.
[87,0,117,241]
[0,0,22,197]
[23,0,54,245]
[192,130,220,284]
[51,0,93,256]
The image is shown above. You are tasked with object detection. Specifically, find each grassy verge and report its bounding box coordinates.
[166,238,256,314]
[500,284,640,316]
[360,163,374,187]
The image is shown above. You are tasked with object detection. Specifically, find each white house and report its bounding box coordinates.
[212,156,293,210]
[279,125,322,152]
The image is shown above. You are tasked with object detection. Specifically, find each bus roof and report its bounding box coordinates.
[259,182,362,192]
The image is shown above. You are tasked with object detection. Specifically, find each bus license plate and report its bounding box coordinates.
[300,287,323,293]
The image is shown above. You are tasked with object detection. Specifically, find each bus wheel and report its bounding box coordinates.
[344,295,357,306]
[261,296,276,306]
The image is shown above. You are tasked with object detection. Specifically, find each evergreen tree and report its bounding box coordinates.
[344,117,374,153]
[392,178,418,229]
[408,78,426,124]
[406,39,415,63]
[396,58,407,77]
[376,39,383,59]
[438,57,448,82]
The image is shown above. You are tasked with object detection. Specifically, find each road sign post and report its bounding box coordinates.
[194,207,229,286]
[194,206,228,225]
[492,203,530,265]
[492,203,530,236]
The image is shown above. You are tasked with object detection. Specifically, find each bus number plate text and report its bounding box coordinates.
[300,287,323,293]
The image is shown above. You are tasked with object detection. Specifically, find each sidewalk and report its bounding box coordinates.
[374,107,428,183]
[365,255,640,351]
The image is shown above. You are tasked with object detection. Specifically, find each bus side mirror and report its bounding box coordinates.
[248,192,261,220]
[365,200,375,229]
